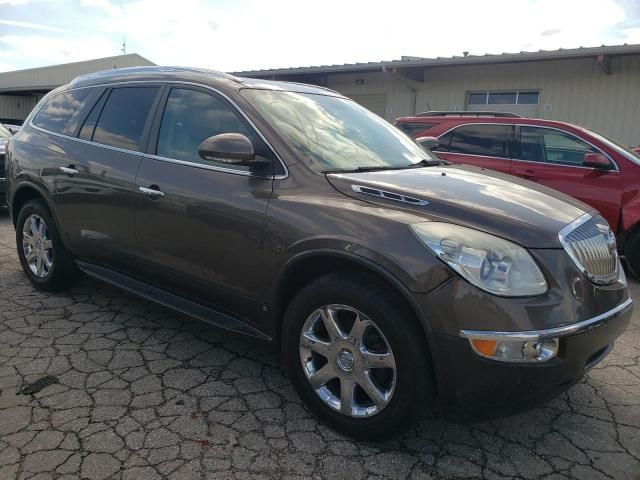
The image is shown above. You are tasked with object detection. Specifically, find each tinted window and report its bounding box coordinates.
[78,91,107,141]
[520,126,599,166]
[93,87,159,151]
[157,88,268,170]
[396,122,435,136]
[33,89,91,135]
[434,131,453,152]
[449,124,513,157]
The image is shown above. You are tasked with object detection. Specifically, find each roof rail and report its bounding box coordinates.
[416,110,523,118]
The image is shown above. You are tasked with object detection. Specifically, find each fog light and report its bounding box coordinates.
[469,337,559,362]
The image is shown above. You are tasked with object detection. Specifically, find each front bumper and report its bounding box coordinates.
[428,297,632,420]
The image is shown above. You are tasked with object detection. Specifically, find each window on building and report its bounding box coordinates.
[92,87,159,151]
[466,90,540,105]
[396,122,436,136]
[33,89,92,135]
[448,124,514,158]
[156,88,267,171]
[519,126,602,166]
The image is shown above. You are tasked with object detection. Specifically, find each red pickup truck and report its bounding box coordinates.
[395,113,640,276]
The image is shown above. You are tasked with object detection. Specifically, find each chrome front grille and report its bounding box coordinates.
[559,214,618,285]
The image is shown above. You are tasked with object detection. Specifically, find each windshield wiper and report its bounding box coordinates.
[323,158,443,174]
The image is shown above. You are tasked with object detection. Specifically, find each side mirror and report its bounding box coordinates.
[583,152,611,170]
[416,136,440,150]
[198,133,269,168]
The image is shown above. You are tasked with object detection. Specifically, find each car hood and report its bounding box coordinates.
[326,164,592,248]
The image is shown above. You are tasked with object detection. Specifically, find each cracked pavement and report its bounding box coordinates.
[0,207,639,480]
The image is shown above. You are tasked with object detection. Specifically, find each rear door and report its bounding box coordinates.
[511,126,621,230]
[48,84,162,270]
[133,84,277,323]
[434,123,514,174]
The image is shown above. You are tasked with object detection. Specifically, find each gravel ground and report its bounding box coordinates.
[0,206,639,480]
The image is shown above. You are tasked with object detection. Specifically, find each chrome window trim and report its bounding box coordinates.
[439,151,511,162]
[435,123,619,172]
[28,80,289,180]
[460,296,632,341]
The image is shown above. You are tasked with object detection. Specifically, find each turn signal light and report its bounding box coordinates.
[467,337,559,363]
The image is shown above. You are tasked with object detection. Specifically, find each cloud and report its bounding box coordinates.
[0,0,638,72]
[0,19,63,32]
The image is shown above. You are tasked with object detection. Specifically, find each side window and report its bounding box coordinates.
[396,122,435,136]
[156,88,268,171]
[33,89,92,135]
[78,91,107,141]
[448,124,513,158]
[92,87,160,151]
[434,131,453,152]
[520,127,599,166]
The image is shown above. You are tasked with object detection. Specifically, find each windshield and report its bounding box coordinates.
[241,89,437,173]
[0,123,10,139]
[580,127,640,165]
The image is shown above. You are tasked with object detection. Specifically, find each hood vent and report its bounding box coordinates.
[351,185,429,206]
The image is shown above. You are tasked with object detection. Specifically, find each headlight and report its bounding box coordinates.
[411,222,547,296]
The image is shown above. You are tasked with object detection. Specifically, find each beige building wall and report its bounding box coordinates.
[328,55,640,147]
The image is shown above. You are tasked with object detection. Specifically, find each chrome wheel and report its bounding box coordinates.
[299,304,397,418]
[22,214,53,278]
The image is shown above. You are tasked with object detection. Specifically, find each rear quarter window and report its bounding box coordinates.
[32,89,92,135]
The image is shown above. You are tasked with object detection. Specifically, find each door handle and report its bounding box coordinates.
[139,186,165,198]
[59,166,79,176]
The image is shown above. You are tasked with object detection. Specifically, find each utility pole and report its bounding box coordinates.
[121,37,126,55]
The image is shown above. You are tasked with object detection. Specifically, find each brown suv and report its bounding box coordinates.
[5,67,633,439]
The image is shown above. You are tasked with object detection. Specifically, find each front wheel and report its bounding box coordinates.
[16,199,78,291]
[281,272,434,440]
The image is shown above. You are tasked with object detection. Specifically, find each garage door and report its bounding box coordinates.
[349,94,388,118]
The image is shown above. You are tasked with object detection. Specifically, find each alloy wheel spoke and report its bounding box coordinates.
[361,349,396,369]
[43,254,53,269]
[340,378,356,415]
[300,331,331,358]
[308,364,336,389]
[26,252,37,263]
[357,371,387,408]
[348,315,373,342]
[320,306,344,340]
[35,255,44,276]
[23,234,34,246]
[43,239,53,250]
[30,217,40,238]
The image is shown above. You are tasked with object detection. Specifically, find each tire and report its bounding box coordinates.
[16,199,78,292]
[281,271,434,440]
[624,227,640,280]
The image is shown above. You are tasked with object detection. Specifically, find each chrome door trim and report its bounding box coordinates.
[59,166,79,175]
[138,186,165,198]
[28,80,289,180]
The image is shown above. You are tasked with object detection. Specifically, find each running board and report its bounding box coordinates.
[76,261,270,341]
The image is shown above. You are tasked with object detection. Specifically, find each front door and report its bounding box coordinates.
[511,126,621,230]
[434,123,514,174]
[134,85,276,323]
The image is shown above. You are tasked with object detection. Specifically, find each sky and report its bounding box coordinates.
[1,0,640,73]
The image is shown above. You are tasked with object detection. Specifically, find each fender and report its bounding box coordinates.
[273,247,445,336]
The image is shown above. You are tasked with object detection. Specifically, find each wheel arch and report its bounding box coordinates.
[273,250,435,343]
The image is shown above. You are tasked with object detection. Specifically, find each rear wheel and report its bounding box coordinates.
[281,272,434,439]
[16,199,78,291]
[624,227,640,279]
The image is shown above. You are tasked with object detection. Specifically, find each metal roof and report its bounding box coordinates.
[0,54,155,93]
[231,43,640,77]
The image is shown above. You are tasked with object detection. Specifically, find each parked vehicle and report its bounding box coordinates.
[0,122,11,203]
[396,113,640,278]
[6,68,632,439]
